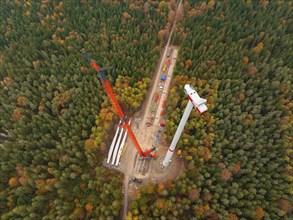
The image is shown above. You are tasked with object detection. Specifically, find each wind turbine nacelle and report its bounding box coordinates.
[184,84,208,114]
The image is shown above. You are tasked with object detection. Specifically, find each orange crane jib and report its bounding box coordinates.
[81,51,156,158]
[90,61,100,72]
[102,80,124,118]
[123,123,144,156]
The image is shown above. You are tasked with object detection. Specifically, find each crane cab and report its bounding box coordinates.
[184,84,207,114]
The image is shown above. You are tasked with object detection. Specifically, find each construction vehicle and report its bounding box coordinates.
[162,64,167,72]
[167,48,173,58]
[163,59,171,72]
[167,49,171,58]
[154,93,159,103]
[81,50,156,158]
[130,178,142,184]
[165,59,171,66]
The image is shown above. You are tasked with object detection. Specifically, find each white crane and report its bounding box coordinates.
[162,84,207,167]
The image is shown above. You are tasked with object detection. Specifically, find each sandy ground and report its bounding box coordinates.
[110,46,184,218]
[102,1,185,218]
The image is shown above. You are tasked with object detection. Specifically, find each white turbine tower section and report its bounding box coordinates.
[107,120,122,164]
[162,84,207,167]
[111,122,125,165]
[115,119,132,166]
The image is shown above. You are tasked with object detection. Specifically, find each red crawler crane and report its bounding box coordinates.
[81,50,155,158]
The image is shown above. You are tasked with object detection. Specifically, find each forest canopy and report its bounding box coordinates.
[128,0,293,219]
[0,0,292,219]
[0,0,170,219]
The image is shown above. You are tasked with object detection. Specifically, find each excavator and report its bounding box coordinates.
[81,50,156,158]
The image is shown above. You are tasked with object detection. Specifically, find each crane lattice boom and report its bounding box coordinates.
[81,50,155,158]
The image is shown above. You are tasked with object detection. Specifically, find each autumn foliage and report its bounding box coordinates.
[85,202,93,214]
[84,139,95,151]
[0,0,165,218]
[8,177,18,187]
[255,207,265,220]
[129,1,292,219]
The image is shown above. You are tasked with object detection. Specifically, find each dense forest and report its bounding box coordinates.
[0,0,172,219]
[127,0,292,219]
[1,0,292,219]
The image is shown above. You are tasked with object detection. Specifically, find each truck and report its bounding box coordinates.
[167,48,173,58]
[162,64,167,72]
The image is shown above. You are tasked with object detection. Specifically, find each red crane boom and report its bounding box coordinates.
[81,50,155,158]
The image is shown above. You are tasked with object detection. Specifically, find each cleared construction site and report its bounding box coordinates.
[98,43,208,219]
[95,1,209,217]
[103,46,183,182]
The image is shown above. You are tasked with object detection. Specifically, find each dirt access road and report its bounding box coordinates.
[119,45,172,219]
[119,0,184,218]
[119,46,181,218]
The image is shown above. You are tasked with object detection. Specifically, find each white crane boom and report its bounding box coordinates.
[162,84,207,167]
